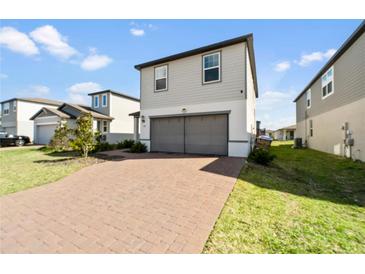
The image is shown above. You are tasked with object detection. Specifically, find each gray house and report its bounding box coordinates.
[30,90,140,145]
[294,21,365,161]
[0,98,63,142]
[133,34,258,157]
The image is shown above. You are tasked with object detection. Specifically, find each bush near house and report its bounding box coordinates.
[49,122,72,151]
[116,139,135,149]
[130,141,147,153]
[70,113,99,158]
[248,147,276,165]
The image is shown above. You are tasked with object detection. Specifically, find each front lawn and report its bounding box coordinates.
[204,141,365,253]
[0,147,100,196]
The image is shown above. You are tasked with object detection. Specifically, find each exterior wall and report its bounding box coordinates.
[245,46,257,148]
[296,32,365,161]
[296,98,365,161]
[140,42,247,110]
[91,93,110,116]
[140,100,250,157]
[109,94,140,134]
[0,100,17,131]
[104,133,135,144]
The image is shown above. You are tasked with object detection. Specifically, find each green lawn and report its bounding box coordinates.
[204,141,365,254]
[0,147,100,196]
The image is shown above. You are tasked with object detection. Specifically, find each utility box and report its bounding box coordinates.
[345,138,354,146]
[294,138,303,149]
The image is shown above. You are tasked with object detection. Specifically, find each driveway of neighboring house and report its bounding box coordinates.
[0,151,243,253]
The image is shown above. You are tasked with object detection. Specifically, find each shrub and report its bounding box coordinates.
[130,141,147,153]
[248,148,276,165]
[95,142,117,152]
[116,139,135,149]
[70,113,98,158]
[49,122,72,151]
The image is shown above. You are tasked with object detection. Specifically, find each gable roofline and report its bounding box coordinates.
[59,103,114,120]
[30,107,73,120]
[0,97,63,106]
[88,90,140,102]
[293,20,365,102]
[134,34,258,98]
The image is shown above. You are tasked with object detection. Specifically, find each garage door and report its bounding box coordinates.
[36,124,57,145]
[150,114,228,156]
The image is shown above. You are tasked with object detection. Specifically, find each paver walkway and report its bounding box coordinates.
[0,152,243,253]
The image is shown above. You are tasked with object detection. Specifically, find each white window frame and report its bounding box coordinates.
[101,94,107,107]
[321,66,334,100]
[3,103,10,115]
[306,89,311,109]
[102,120,108,133]
[203,51,221,84]
[154,65,168,92]
[94,95,99,108]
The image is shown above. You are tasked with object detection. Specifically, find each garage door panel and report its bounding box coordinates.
[36,124,57,145]
[151,117,184,153]
[185,115,227,155]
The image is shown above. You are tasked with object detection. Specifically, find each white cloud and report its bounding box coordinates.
[17,85,50,97]
[297,48,336,67]
[274,61,291,72]
[0,27,39,56]
[81,51,113,71]
[0,73,8,79]
[257,90,292,111]
[67,82,102,105]
[130,28,145,36]
[30,25,77,59]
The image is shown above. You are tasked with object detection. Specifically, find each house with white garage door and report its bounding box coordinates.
[30,90,140,145]
[0,97,63,142]
[133,34,258,157]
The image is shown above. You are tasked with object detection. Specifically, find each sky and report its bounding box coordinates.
[0,19,362,129]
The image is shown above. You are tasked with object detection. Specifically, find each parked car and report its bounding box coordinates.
[0,131,31,147]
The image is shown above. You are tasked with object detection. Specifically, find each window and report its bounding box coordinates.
[154,65,168,91]
[309,120,313,137]
[102,94,107,107]
[321,67,334,99]
[97,120,101,131]
[102,121,108,133]
[203,52,220,83]
[94,96,99,108]
[3,103,9,115]
[306,89,311,108]
[13,101,17,112]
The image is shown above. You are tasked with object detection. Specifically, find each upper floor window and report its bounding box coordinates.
[3,103,10,115]
[203,52,221,84]
[94,96,99,108]
[321,67,334,99]
[306,89,311,109]
[155,65,168,92]
[102,94,107,107]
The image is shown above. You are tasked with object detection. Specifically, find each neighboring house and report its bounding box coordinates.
[133,34,258,157]
[0,98,63,141]
[30,90,139,145]
[294,21,365,161]
[88,90,140,143]
[273,125,296,141]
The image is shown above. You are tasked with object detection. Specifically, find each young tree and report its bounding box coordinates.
[71,112,98,157]
[49,121,72,151]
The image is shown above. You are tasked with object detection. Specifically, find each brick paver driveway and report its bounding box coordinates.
[0,152,243,253]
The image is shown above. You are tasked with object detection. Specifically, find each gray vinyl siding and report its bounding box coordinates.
[91,93,110,116]
[297,32,365,123]
[1,100,17,128]
[140,42,247,110]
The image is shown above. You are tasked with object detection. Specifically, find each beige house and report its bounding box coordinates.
[134,34,258,157]
[273,125,296,141]
[294,21,365,161]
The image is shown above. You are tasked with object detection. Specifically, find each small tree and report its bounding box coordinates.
[49,121,71,151]
[70,113,98,157]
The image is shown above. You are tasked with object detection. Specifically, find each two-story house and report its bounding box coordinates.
[294,21,365,161]
[30,90,140,144]
[133,34,258,157]
[0,97,63,141]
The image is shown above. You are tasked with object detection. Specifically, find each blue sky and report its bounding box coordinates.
[0,19,362,129]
